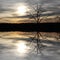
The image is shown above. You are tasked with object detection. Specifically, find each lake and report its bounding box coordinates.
[0,32,60,60]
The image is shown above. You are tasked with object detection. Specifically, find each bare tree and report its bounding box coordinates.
[27,3,46,23]
[27,3,48,54]
[55,16,60,23]
[26,1,60,54]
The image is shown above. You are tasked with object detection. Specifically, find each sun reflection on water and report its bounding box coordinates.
[17,41,27,53]
[15,41,30,56]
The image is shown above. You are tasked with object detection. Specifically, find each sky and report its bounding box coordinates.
[0,0,60,23]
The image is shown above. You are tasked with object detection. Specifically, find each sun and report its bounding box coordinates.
[17,6,27,16]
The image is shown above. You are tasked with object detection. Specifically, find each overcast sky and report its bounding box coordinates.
[0,0,60,18]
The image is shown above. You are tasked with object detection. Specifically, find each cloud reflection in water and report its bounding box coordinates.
[0,32,60,60]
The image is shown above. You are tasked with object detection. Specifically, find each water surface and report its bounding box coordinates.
[0,32,60,60]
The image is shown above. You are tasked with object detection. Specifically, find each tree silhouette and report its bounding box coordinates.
[55,16,60,23]
[27,3,46,23]
[26,3,48,54]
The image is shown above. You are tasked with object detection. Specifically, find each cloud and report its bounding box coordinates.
[0,3,15,13]
[0,0,60,18]
[0,8,14,13]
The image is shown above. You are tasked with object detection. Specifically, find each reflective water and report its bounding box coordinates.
[0,32,60,60]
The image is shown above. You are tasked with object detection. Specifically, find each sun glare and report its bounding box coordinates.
[17,6,27,16]
[16,41,27,54]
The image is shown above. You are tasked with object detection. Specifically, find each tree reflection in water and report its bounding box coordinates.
[28,32,47,54]
[28,32,60,54]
